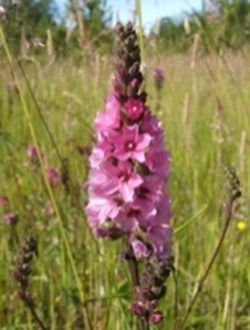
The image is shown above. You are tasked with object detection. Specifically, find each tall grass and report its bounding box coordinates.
[0,44,249,329]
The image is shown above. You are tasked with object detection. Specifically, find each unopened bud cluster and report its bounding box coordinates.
[13,237,37,294]
[131,255,173,324]
[225,165,241,202]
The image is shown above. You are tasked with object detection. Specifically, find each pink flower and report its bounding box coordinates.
[86,23,172,259]
[124,99,144,120]
[114,125,151,163]
[154,67,164,90]
[131,302,145,316]
[86,194,121,229]
[115,205,140,232]
[27,145,38,162]
[131,301,145,316]
[149,311,164,324]
[96,161,143,202]
[145,146,170,178]
[148,224,172,258]
[132,239,150,259]
[141,109,163,138]
[95,93,121,134]
[154,68,164,79]
[4,213,18,225]
[47,167,60,187]
[0,195,9,207]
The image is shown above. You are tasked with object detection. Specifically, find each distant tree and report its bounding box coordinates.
[0,0,58,52]
[155,0,250,53]
[83,0,111,37]
[66,0,112,52]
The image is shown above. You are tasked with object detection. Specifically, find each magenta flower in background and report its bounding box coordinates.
[0,195,9,207]
[47,167,60,187]
[77,145,91,156]
[4,213,18,225]
[86,22,173,326]
[154,67,164,90]
[27,145,38,162]
[0,5,6,13]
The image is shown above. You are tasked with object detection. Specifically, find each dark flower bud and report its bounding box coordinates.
[113,22,146,103]
[149,311,164,324]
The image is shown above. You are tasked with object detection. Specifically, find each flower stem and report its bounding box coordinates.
[179,197,235,329]
[22,293,47,330]
[135,0,144,64]
[127,244,140,287]
[141,317,150,330]
[125,239,150,330]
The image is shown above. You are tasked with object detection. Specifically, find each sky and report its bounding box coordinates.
[56,0,202,30]
[109,0,202,29]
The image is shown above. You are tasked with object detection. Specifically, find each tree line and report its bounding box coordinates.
[0,0,250,57]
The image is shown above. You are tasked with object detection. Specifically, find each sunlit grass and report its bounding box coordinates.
[0,48,249,329]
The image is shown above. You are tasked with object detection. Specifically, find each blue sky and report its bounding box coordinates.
[56,0,202,29]
[109,0,202,28]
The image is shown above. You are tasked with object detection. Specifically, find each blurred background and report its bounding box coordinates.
[1,0,250,56]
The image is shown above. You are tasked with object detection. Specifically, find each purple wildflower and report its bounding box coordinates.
[124,99,144,120]
[4,213,18,225]
[27,145,38,162]
[154,67,164,91]
[149,311,164,324]
[131,239,150,259]
[86,21,172,259]
[47,167,60,187]
[0,195,9,207]
[86,22,173,326]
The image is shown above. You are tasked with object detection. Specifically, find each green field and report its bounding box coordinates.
[0,30,250,329]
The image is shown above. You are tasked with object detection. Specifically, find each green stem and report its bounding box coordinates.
[136,0,145,63]
[179,198,235,330]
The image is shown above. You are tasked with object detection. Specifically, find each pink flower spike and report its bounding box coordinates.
[86,22,173,328]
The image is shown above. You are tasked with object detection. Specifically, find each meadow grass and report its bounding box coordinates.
[0,47,249,330]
